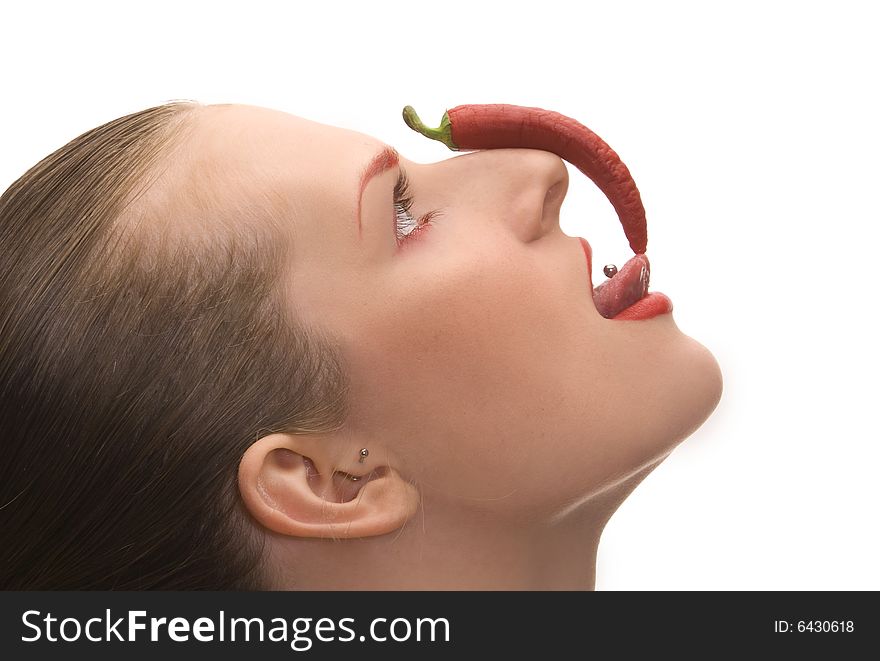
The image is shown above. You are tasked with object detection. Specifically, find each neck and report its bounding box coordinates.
[270,457,666,590]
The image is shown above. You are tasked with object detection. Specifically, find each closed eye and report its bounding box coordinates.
[392,165,443,245]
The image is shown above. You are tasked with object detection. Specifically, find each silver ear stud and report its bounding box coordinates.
[359,448,369,463]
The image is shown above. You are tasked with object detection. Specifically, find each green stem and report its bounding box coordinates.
[401,106,458,151]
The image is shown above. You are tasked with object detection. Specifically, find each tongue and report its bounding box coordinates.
[592,254,650,319]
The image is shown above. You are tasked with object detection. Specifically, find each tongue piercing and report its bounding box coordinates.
[603,264,618,278]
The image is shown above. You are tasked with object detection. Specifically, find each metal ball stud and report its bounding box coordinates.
[603,264,618,278]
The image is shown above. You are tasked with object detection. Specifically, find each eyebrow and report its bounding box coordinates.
[356,144,400,240]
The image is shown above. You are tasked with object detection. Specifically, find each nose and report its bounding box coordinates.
[539,153,570,236]
[485,148,569,242]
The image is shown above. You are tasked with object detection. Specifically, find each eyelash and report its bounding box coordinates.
[393,167,443,244]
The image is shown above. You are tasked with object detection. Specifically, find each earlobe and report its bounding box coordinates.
[237,434,420,540]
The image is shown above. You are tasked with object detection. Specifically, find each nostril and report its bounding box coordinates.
[541,180,566,231]
[543,158,568,213]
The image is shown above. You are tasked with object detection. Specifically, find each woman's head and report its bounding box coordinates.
[0,102,350,589]
[1,102,722,590]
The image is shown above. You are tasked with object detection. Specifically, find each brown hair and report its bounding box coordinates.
[0,100,350,589]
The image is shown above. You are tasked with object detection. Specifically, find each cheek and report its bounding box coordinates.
[363,247,572,387]
[354,258,547,394]
[344,246,603,494]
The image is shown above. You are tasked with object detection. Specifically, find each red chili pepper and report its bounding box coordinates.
[402,104,647,255]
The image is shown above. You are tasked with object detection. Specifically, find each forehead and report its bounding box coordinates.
[176,104,384,247]
[193,104,380,191]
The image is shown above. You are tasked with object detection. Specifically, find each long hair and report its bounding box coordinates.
[0,101,350,589]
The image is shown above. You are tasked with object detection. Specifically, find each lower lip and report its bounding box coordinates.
[612,292,673,320]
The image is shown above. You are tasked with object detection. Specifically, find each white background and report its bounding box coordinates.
[2,0,877,589]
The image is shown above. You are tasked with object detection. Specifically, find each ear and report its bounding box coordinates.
[237,433,420,539]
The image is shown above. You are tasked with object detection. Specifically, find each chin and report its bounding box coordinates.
[624,330,724,472]
[667,336,724,447]
[549,330,723,512]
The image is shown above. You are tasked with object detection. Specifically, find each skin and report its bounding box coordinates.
[185,104,723,589]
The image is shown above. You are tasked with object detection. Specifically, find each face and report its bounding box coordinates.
[196,104,722,521]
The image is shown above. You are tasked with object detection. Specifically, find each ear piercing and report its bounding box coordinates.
[334,448,369,482]
[603,264,618,278]
[345,449,370,482]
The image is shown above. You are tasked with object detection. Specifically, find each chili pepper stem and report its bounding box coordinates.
[402,106,458,151]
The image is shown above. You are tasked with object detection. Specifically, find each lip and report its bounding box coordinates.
[612,291,673,320]
[578,237,593,289]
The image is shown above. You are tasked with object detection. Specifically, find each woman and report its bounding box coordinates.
[0,101,722,590]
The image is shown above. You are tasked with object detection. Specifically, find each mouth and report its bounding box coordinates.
[579,238,673,320]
